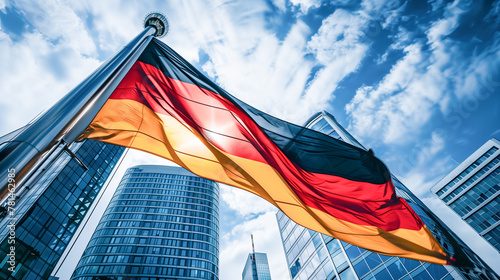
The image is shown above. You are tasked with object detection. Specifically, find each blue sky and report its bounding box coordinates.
[1,0,500,279]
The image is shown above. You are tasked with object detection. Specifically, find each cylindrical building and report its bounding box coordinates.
[71,165,219,280]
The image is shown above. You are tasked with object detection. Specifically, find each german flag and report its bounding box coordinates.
[79,38,450,264]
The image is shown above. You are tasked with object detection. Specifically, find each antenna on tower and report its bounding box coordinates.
[251,234,256,262]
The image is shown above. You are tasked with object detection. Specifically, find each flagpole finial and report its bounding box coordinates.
[144,12,169,38]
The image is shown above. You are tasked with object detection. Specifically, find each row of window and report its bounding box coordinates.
[116,194,218,210]
[285,226,309,261]
[108,206,218,223]
[117,188,218,203]
[125,177,214,186]
[437,147,498,196]
[78,254,217,271]
[73,277,208,280]
[105,209,218,229]
[281,217,296,242]
[293,255,333,280]
[289,234,328,279]
[83,245,218,264]
[309,118,332,134]
[98,220,216,237]
[87,235,218,253]
[125,172,212,183]
[450,167,500,216]
[73,264,217,280]
[348,237,453,280]
[97,219,217,238]
[444,156,500,203]
[94,228,218,245]
[484,225,500,251]
[122,182,219,196]
[100,214,218,236]
[110,199,218,215]
[466,196,500,232]
[89,235,217,252]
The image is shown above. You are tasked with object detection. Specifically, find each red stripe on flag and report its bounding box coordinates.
[110,61,423,232]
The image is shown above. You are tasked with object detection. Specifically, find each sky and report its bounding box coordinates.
[0,0,499,279]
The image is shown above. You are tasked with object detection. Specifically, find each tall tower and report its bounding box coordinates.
[242,235,271,280]
[71,165,220,280]
[277,111,497,280]
[431,138,500,252]
[0,139,125,279]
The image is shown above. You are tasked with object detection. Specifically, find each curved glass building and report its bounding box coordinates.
[71,165,219,280]
[277,111,498,280]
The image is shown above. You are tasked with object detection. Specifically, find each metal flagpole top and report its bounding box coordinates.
[144,12,169,38]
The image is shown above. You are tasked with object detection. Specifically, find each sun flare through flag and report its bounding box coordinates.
[78,38,450,265]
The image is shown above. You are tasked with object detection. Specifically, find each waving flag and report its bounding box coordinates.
[78,38,450,264]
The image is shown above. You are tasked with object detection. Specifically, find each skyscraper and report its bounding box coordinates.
[277,111,498,280]
[242,235,271,280]
[242,253,271,280]
[431,138,500,252]
[71,165,219,280]
[0,139,125,279]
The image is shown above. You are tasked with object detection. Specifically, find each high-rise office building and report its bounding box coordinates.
[242,235,272,280]
[71,165,220,280]
[0,139,125,279]
[277,111,498,280]
[242,252,271,280]
[431,138,500,252]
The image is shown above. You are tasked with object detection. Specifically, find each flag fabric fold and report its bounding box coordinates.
[78,38,450,264]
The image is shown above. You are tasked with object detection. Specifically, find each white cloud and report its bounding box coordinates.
[299,9,370,119]
[428,0,446,11]
[289,0,321,14]
[360,0,405,28]
[346,43,437,144]
[169,0,344,124]
[426,0,464,45]
[392,131,453,197]
[200,19,315,123]
[0,27,100,136]
[70,0,157,53]
[271,0,287,12]
[344,0,496,145]
[13,0,96,55]
[307,9,368,65]
[452,34,500,101]
[220,185,276,217]
[484,0,500,27]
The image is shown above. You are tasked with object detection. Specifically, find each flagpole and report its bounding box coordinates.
[0,13,168,202]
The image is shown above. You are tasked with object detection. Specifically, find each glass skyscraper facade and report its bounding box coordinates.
[0,139,125,279]
[71,165,219,280]
[242,252,272,280]
[277,111,498,280]
[431,138,500,252]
